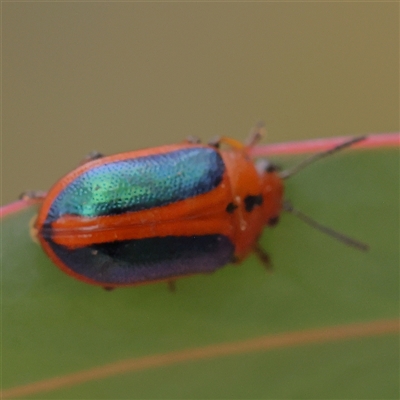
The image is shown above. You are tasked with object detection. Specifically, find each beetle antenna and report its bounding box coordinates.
[283,200,369,251]
[245,121,266,147]
[280,136,367,180]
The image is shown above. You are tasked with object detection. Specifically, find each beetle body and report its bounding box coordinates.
[34,139,283,288]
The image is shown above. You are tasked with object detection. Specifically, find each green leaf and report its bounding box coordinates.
[1,148,399,399]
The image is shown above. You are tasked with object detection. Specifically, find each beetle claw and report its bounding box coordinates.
[186,136,202,144]
[80,151,105,165]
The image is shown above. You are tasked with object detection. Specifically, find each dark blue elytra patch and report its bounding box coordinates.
[47,235,235,285]
[45,147,225,224]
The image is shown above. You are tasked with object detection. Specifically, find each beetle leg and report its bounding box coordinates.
[230,255,240,264]
[209,123,265,150]
[208,136,246,150]
[167,280,177,292]
[19,190,47,201]
[208,135,222,148]
[245,122,266,148]
[103,286,115,291]
[80,151,105,165]
[185,135,202,144]
[28,214,40,244]
[253,243,273,272]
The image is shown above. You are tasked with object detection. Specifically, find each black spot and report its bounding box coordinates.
[244,195,263,212]
[268,216,280,226]
[226,202,238,213]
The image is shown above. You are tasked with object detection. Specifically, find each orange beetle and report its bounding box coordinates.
[24,127,366,289]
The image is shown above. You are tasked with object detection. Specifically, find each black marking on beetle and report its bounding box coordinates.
[244,195,263,212]
[226,202,238,214]
[46,234,235,285]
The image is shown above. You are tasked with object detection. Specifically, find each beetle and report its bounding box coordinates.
[22,127,368,289]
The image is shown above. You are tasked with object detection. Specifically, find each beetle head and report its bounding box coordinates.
[256,160,284,226]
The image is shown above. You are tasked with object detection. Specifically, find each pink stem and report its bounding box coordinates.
[0,198,42,219]
[251,132,399,157]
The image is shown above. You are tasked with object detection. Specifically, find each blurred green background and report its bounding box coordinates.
[2,2,399,205]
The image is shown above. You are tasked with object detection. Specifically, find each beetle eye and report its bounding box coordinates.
[255,160,280,174]
[265,163,279,173]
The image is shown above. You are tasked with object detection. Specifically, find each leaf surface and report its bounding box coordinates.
[1,145,399,399]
